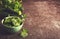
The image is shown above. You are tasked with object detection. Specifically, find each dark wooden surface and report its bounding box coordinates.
[0,0,60,39]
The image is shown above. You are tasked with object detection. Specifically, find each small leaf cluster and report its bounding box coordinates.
[20,29,28,38]
[1,0,23,15]
[3,16,23,27]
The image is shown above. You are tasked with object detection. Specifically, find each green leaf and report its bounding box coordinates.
[22,14,27,19]
[18,11,22,15]
[20,29,28,38]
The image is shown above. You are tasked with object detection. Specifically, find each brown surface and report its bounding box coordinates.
[0,0,60,39]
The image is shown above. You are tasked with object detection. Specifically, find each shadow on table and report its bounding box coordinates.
[0,25,14,36]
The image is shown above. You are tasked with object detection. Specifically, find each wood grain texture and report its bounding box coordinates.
[0,0,60,39]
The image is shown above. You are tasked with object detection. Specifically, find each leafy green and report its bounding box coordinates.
[3,16,23,27]
[20,29,28,38]
[1,0,23,15]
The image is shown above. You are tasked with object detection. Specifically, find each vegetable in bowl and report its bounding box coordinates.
[1,16,24,33]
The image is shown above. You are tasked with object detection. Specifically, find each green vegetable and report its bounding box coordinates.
[1,0,23,15]
[3,16,23,27]
[20,29,28,38]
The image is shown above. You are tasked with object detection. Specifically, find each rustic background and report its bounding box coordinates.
[0,0,60,39]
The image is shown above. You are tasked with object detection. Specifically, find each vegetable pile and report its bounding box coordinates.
[3,16,23,27]
[0,0,23,16]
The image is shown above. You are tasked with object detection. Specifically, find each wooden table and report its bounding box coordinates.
[0,0,60,39]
